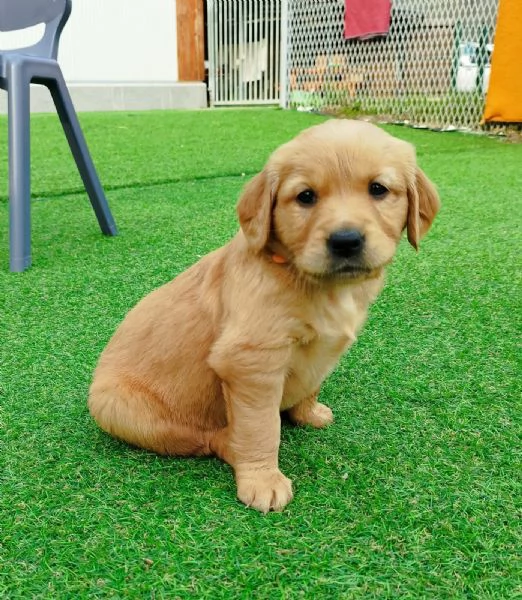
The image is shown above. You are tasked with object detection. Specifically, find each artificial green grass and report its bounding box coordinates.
[0,108,521,598]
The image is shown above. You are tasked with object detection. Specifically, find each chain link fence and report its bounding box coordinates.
[283,0,499,130]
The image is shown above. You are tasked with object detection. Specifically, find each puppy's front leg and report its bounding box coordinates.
[225,391,292,513]
[209,340,293,513]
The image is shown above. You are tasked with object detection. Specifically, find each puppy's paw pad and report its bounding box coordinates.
[237,469,293,513]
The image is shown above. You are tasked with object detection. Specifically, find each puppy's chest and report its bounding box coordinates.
[282,291,364,408]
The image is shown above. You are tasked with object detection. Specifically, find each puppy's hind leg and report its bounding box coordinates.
[287,392,333,428]
[88,377,212,457]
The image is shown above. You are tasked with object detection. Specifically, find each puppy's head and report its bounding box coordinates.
[237,119,439,280]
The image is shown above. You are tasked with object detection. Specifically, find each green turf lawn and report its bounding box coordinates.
[0,108,520,598]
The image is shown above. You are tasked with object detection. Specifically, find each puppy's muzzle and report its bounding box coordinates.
[327,229,365,259]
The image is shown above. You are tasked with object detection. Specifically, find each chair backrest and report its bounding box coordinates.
[0,0,71,59]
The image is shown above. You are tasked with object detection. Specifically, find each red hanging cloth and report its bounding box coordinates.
[344,0,392,40]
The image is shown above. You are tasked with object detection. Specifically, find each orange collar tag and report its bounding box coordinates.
[272,254,287,264]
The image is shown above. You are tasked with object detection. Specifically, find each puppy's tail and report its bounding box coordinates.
[88,378,214,457]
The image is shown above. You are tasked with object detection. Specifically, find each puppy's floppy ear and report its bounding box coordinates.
[237,169,276,252]
[407,167,440,250]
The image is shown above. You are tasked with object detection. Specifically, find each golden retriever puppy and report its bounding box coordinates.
[88,119,439,513]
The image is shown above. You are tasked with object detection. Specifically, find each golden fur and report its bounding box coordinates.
[88,119,440,512]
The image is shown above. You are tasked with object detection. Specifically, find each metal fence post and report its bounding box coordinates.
[279,0,289,109]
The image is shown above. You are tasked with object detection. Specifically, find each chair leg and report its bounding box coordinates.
[48,73,118,236]
[7,63,32,272]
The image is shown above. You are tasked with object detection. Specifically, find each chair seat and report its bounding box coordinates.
[0,51,59,80]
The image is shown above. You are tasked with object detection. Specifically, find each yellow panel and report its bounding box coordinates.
[483,0,522,123]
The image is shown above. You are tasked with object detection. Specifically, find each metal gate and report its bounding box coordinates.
[206,0,282,105]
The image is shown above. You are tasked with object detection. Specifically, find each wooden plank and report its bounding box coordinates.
[176,0,205,81]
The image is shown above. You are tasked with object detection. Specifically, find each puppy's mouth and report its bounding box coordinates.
[292,255,379,282]
[329,260,374,278]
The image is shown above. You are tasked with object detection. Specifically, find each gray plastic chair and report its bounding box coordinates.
[0,0,117,271]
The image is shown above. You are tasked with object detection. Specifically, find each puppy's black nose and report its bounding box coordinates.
[327,229,365,258]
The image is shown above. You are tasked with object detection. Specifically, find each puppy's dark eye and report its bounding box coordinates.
[296,189,317,206]
[369,182,389,199]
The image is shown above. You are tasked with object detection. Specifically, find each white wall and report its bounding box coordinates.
[0,0,178,83]
[60,0,178,83]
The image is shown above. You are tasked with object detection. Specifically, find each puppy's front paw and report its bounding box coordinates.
[236,468,293,513]
[288,400,333,428]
